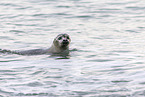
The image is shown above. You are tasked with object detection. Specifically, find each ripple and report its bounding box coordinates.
[0,70,16,73]
[0,3,20,7]
[88,59,114,62]
[72,91,96,96]
[27,81,43,87]
[0,60,23,62]
[0,89,13,97]
[56,5,71,8]
[16,93,53,96]
[111,80,130,84]
[10,30,25,33]
[30,70,43,75]
[45,75,62,79]
[112,50,132,53]
[0,36,14,40]
[74,15,94,19]
[32,14,49,17]
[125,30,139,33]
[126,6,145,10]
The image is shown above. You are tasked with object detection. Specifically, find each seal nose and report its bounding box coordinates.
[62,39,69,44]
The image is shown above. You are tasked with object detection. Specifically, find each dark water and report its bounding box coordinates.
[0,0,145,96]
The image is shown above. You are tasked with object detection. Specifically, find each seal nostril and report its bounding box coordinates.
[63,39,68,42]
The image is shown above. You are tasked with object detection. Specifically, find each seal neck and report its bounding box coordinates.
[48,44,69,54]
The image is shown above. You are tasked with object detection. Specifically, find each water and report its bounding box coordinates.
[0,0,145,96]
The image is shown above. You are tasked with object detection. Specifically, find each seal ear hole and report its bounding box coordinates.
[58,37,62,40]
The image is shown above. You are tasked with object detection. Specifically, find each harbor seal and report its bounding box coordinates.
[0,33,71,55]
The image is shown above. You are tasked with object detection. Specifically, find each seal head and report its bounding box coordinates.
[53,33,71,50]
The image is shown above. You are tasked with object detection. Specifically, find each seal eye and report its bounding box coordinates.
[66,36,69,39]
[58,37,62,40]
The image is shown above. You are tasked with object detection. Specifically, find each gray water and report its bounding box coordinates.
[0,0,145,96]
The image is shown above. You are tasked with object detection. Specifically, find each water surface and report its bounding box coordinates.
[0,0,145,96]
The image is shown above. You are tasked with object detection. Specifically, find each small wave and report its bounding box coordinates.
[16,93,55,96]
[88,59,114,62]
